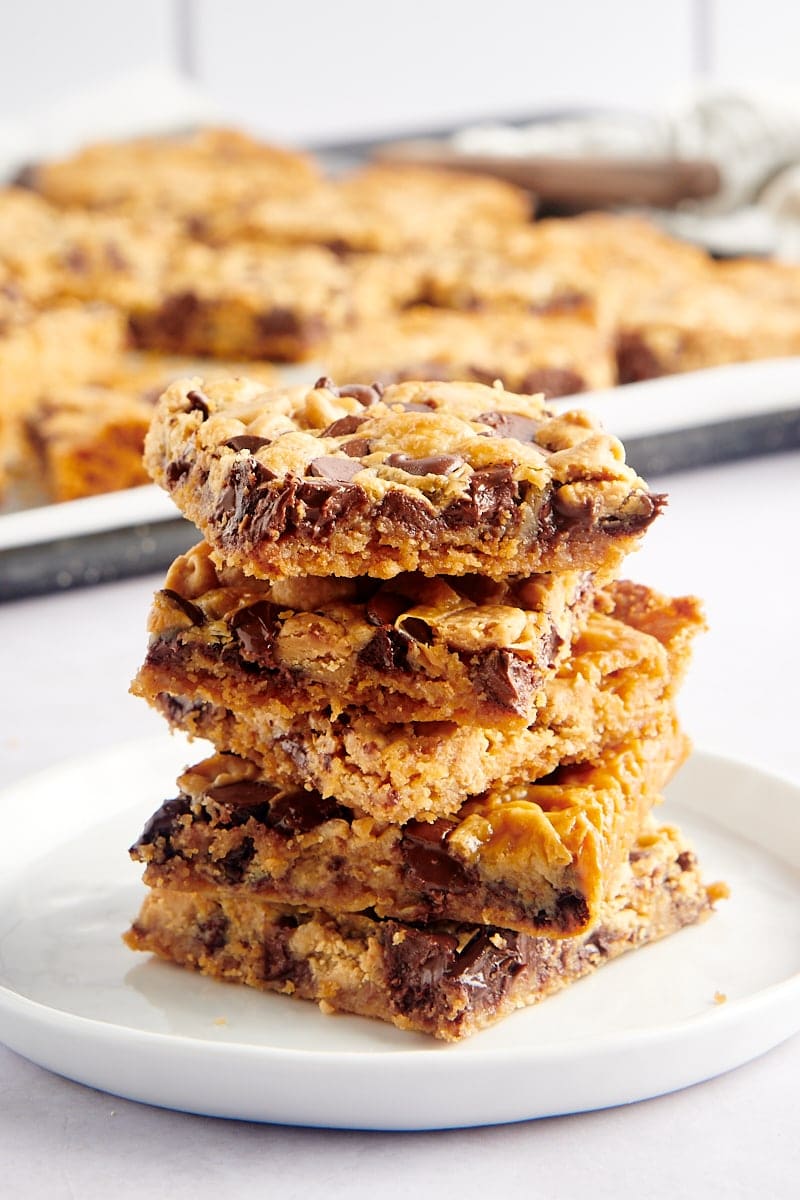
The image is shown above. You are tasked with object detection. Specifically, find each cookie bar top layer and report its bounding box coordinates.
[140,539,597,726]
[130,712,687,937]
[144,376,665,581]
[125,820,719,1041]
[138,581,706,821]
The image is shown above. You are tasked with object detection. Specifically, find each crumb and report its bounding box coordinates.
[708,880,731,903]
[213,1016,228,1026]
[318,999,336,1016]
[713,991,727,1005]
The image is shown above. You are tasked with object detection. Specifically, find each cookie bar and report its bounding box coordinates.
[0,301,126,499]
[615,262,800,383]
[493,212,713,326]
[0,187,177,311]
[130,712,687,937]
[136,539,597,727]
[210,163,531,253]
[124,820,721,1041]
[321,307,615,399]
[126,242,414,362]
[144,377,665,582]
[135,582,706,821]
[29,357,278,504]
[25,127,319,232]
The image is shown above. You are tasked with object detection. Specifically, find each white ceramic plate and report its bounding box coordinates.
[0,737,798,1130]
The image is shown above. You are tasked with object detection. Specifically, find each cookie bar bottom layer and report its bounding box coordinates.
[125,822,719,1041]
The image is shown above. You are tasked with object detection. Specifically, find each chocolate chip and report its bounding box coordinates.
[441,465,516,530]
[165,457,191,489]
[292,479,368,539]
[134,794,193,850]
[365,588,412,627]
[139,292,200,346]
[554,891,590,931]
[676,851,696,871]
[217,457,276,527]
[337,383,383,406]
[218,837,256,883]
[384,452,463,476]
[198,912,228,952]
[321,414,366,438]
[225,435,272,453]
[231,601,281,667]
[616,331,664,385]
[205,780,278,828]
[478,411,542,443]
[598,491,667,535]
[357,627,410,672]
[517,367,585,399]
[400,617,432,644]
[398,401,437,413]
[378,490,437,534]
[451,930,524,999]
[207,780,278,808]
[468,649,537,715]
[341,437,372,457]
[402,820,471,892]
[262,933,297,982]
[268,789,350,836]
[160,588,206,626]
[308,456,362,483]
[258,307,302,337]
[382,923,459,1015]
[313,380,382,406]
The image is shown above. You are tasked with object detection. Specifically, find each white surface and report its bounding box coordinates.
[0,449,799,1193]
[1,743,797,1130]
[192,0,696,143]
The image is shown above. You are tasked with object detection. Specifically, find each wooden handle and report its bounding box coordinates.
[375,141,721,210]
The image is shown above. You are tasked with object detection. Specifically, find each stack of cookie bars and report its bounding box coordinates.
[125,374,723,1040]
